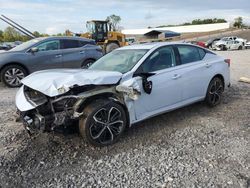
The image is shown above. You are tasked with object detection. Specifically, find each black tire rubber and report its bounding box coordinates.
[79,99,127,147]
[205,77,224,107]
[105,43,119,53]
[238,46,243,50]
[222,45,227,51]
[1,64,27,87]
[81,59,95,69]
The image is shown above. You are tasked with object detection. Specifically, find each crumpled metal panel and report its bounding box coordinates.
[15,86,36,112]
[21,69,123,97]
[116,78,141,100]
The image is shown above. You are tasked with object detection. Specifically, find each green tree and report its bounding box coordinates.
[233,17,243,28]
[33,31,40,37]
[0,30,3,42]
[3,27,22,42]
[106,14,121,31]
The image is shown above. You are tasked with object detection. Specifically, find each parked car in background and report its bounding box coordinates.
[205,38,221,49]
[196,41,206,48]
[214,36,247,49]
[245,41,250,49]
[187,41,206,48]
[0,36,103,87]
[16,42,230,146]
[214,40,244,51]
[0,43,12,51]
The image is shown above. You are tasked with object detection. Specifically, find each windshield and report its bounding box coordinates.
[89,49,148,73]
[10,38,42,51]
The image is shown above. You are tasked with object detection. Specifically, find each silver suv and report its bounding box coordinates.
[0,36,103,87]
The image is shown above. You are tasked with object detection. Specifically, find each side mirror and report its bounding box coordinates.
[30,47,38,53]
[133,72,155,94]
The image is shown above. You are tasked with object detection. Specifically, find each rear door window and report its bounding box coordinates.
[61,40,80,49]
[177,45,202,64]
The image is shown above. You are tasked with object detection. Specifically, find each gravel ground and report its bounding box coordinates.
[0,50,249,188]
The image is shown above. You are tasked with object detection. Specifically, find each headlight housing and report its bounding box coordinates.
[24,86,48,106]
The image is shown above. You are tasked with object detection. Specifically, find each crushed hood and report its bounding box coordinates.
[21,69,123,97]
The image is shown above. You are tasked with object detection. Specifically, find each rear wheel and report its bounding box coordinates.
[79,99,127,146]
[81,59,95,69]
[1,64,27,87]
[238,45,243,50]
[205,77,224,107]
[105,42,119,53]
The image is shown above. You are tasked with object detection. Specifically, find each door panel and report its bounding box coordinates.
[133,45,183,120]
[179,61,210,100]
[60,39,87,68]
[61,48,86,68]
[176,45,212,101]
[26,49,63,72]
[134,68,183,120]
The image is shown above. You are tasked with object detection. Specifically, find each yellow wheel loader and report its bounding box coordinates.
[67,20,127,53]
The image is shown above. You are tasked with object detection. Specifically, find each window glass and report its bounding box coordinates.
[79,41,87,47]
[89,49,148,73]
[36,40,59,51]
[140,46,176,72]
[177,45,201,64]
[61,40,80,49]
[198,48,206,59]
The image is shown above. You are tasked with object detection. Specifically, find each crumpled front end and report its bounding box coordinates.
[15,73,143,135]
[16,85,81,134]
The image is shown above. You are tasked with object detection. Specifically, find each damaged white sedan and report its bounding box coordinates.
[16,43,230,146]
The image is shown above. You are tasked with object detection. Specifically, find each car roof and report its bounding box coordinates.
[117,41,198,50]
[36,36,95,42]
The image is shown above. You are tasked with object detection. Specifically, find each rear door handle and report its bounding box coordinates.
[172,74,181,80]
[55,54,62,58]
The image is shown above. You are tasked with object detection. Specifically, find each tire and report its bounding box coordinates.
[1,64,27,87]
[205,77,224,107]
[81,59,95,69]
[79,99,127,147]
[105,43,119,53]
[238,46,243,50]
[222,45,227,51]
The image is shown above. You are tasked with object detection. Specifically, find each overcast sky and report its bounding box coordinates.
[0,0,249,34]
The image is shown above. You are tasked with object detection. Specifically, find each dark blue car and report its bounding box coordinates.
[0,36,103,87]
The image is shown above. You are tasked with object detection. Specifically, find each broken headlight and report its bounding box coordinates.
[24,86,48,106]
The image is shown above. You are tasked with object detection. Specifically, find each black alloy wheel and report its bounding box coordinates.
[205,77,224,107]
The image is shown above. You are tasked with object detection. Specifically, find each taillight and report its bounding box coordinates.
[224,59,230,67]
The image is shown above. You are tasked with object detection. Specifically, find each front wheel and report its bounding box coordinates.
[79,99,127,146]
[205,77,224,107]
[1,65,27,87]
[105,43,119,53]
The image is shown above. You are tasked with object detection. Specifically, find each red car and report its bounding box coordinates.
[196,41,206,48]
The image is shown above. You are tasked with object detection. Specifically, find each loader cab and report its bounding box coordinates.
[86,20,109,43]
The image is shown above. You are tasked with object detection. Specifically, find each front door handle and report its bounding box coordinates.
[205,63,211,68]
[55,54,62,58]
[172,74,181,80]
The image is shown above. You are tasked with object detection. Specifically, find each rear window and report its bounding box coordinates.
[177,45,201,64]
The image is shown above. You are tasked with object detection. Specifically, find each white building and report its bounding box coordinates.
[122,22,230,36]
